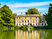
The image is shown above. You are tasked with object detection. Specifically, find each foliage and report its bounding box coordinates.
[0,3,1,7]
[46,3,52,26]
[0,3,1,5]
[20,25,28,30]
[0,5,14,28]
[12,13,17,25]
[15,26,20,30]
[0,26,8,31]
[2,26,8,30]
[26,8,39,15]
[29,26,35,31]
[34,26,52,29]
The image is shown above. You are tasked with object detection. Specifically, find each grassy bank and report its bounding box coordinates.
[0,25,52,31]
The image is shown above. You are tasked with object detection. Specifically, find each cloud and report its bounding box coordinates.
[11,8,28,15]
[7,1,52,8]
[37,8,48,14]
[1,1,51,14]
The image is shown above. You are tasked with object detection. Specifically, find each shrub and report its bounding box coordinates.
[15,26,20,30]
[2,26,8,31]
[20,25,28,30]
[29,26,35,31]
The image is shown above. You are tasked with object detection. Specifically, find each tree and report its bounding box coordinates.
[46,3,52,26]
[0,3,1,7]
[25,8,39,15]
[12,13,17,25]
[0,5,14,27]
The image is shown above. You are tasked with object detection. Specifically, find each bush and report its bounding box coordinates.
[20,25,28,30]
[10,27,14,30]
[29,26,35,31]
[2,26,8,31]
[15,26,20,30]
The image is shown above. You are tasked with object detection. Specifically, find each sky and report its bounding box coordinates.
[0,0,52,15]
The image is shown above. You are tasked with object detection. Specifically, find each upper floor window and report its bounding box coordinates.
[25,17,26,19]
[39,17,40,19]
[36,17,37,19]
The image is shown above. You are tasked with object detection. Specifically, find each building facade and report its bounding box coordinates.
[15,13,48,26]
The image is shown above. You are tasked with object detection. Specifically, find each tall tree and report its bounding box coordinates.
[25,8,39,15]
[12,13,17,25]
[46,3,52,26]
[0,5,14,27]
[0,3,1,7]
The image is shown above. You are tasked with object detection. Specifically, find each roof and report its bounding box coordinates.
[17,14,42,17]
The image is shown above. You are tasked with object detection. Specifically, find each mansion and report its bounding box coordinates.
[15,13,48,26]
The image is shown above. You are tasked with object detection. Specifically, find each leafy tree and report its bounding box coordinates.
[12,13,17,25]
[0,3,1,7]
[0,3,1,5]
[20,25,28,30]
[0,5,14,28]
[26,8,39,15]
[46,3,52,26]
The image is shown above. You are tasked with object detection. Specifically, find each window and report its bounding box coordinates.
[36,20,37,23]
[22,20,24,22]
[22,24,24,25]
[28,23,29,25]
[19,24,20,25]
[39,17,40,19]
[28,20,29,22]
[36,23,37,25]
[33,17,34,19]
[25,20,26,23]
[42,20,43,23]
[33,20,34,23]
[30,17,32,19]
[36,17,37,19]
[17,23,18,25]
[25,17,26,19]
